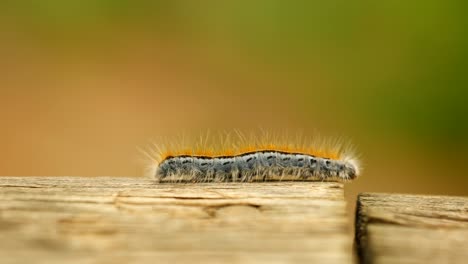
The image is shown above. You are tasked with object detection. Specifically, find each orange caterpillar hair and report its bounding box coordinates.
[142,131,361,182]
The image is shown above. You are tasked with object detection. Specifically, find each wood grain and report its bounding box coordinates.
[0,177,352,264]
[356,193,468,264]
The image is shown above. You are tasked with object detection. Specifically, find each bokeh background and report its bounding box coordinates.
[1,1,467,216]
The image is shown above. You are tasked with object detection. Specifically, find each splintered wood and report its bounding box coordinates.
[356,193,468,264]
[0,177,352,264]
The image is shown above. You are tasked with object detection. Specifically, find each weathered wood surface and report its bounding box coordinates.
[0,177,352,264]
[356,193,468,264]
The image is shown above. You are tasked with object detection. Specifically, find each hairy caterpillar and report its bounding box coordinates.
[143,132,360,183]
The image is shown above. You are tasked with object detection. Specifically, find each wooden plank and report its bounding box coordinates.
[0,177,352,264]
[356,193,468,264]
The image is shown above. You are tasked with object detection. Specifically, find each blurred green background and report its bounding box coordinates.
[1,1,467,210]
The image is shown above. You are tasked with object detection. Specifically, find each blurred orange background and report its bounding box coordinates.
[1,1,467,209]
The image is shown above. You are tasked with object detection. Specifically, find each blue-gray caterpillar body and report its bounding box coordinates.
[155,150,359,182]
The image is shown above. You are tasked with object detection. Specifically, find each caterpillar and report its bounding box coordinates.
[143,132,360,183]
